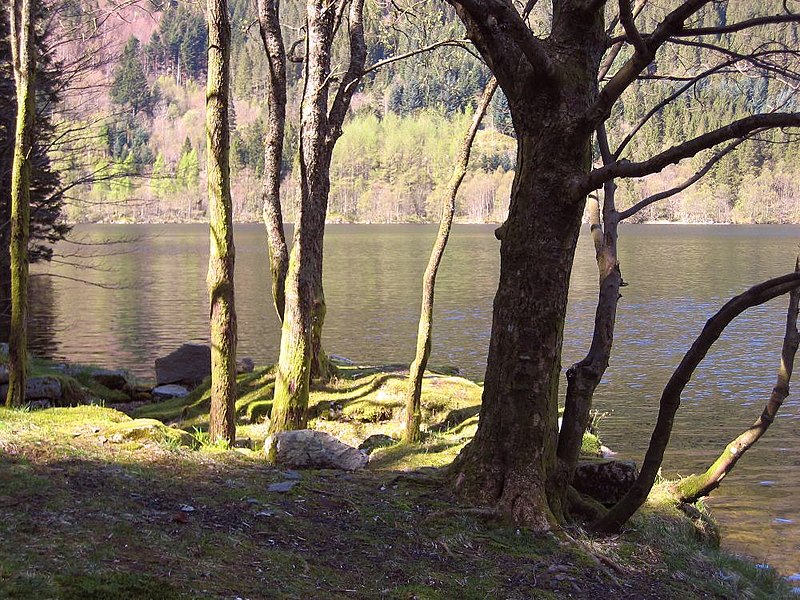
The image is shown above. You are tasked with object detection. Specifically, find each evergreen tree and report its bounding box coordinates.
[111,37,155,117]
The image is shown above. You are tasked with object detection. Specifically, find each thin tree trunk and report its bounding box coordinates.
[206,0,238,443]
[594,271,800,533]
[269,0,336,433]
[257,0,289,322]
[6,0,36,408]
[403,78,497,443]
[674,262,800,502]
[555,125,622,507]
[269,0,365,433]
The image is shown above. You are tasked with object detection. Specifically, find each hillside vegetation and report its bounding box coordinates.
[38,0,800,225]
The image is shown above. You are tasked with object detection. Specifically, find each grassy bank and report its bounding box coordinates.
[0,364,793,599]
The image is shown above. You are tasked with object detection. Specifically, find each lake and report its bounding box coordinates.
[30,223,800,576]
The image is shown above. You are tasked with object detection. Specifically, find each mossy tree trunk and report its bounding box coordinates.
[269,0,364,433]
[673,263,800,502]
[403,78,497,444]
[257,0,289,322]
[6,0,36,408]
[206,0,238,443]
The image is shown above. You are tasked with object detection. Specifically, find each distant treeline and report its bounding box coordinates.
[54,1,798,224]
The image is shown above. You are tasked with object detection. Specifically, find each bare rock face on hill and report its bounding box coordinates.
[264,430,369,471]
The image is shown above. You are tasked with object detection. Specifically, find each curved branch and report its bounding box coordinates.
[674,263,800,503]
[593,271,800,533]
[617,137,747,221]
[583,112,800,192]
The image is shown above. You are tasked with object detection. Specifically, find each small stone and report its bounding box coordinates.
[267,481,297,493]
[358,434,397,454]
[236,357,255,374]
[152,384,190,400]
[282,470,301,480]
[180,504,195,512]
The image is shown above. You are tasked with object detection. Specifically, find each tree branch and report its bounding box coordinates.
[584,0,714,129]
[593,270,800,533]
[617,137,747,221]
[582,112,800,192]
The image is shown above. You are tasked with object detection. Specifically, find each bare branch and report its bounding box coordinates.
[617,138,747,221]
[594,269,800,533]
[585,0,713,129]
[582,112,800,192]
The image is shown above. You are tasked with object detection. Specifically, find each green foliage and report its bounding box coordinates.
[146,3,207,82]
[111,37,156,117]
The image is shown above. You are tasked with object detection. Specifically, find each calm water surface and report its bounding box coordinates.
[30,223,800,575]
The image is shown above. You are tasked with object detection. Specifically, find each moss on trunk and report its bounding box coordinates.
[6,0,36,408]
[206,0,237,443]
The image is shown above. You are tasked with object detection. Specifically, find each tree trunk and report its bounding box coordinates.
[594,271,800,532]
[268,0,365,433]
[269,0,336,433]
[257,0,289,322]
[6,0,36,408]
[555,126,623,507]
[403,78,497,444]
[206,0,238,443]
[447,2,605,528]
[674,268,800,502]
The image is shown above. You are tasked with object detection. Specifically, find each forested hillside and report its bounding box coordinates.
[22,0,800,224]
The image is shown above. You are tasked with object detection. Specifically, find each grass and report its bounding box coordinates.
[0,363,794,599]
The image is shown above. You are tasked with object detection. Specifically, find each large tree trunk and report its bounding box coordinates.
[6,0,36,407]
[403,78,497,443]
[452,132,592,528]
[448,2,605,528]
[206,0,238,443]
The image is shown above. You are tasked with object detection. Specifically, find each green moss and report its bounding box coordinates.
[100,418,193,447]
[580,431,602,457]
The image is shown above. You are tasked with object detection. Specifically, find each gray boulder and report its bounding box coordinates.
[572,459,638,507]
[155,343,211,386]
[87,369,129,391]
[265,430,369,471]
[152,384,190,400]
[236,357,255,374]
[0,364,8,385]
[0,376,62,403]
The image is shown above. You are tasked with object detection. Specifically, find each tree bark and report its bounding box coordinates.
[594,271,800,533]
[206,0,238,443]
[6,0,36,407]
[403,78,497,444]
[269,0,365,433]
[447,0,606,529]
[257,0,289,322]
[673,264,800,502]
